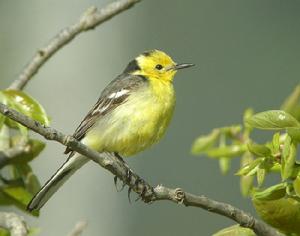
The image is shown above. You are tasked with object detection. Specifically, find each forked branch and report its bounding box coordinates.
[0,103,283,236]
[8,0,140,90]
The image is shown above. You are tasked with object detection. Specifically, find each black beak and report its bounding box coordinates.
[173,63,195,70]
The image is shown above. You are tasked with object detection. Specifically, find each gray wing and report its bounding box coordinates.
[64,74,146,155]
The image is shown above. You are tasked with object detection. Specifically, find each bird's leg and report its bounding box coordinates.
[114,152,133,182]
[133,177,151,202]
[113,152,131,192]
[113,152,155,203]
[127,187,132,203]
[114,176,126,192]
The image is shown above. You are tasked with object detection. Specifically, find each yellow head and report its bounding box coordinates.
[123,50,194,82]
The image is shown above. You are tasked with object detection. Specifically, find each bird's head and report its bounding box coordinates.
[123,50,194,82]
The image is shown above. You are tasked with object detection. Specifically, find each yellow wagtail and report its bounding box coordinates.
[27,49,194,211]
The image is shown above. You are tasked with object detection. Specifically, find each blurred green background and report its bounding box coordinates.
[0,0,299,235]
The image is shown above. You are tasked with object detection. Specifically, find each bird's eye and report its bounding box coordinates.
[155,64,163,70]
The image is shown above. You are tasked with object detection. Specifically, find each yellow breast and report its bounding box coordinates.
[85,79,175,157]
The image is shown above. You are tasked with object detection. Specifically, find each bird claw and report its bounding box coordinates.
[112,153,154,204]
[114,176,126,192]
[128,187,132,204]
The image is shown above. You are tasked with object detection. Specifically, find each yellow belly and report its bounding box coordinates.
[84,82,175,157]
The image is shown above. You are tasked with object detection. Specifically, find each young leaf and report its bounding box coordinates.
[220,125,242,138]
[252,183,286,201]
[236,158,263,176]
[281,136,296,180]
[206,145,247,158]
[2,90,50,126]
[0,228,9,236]
[243,108,254,130]
[271,132,280,154]
[0,125,9,150]
[28,227,41,236]
[1,186,39,216]
[256,167,266,187]
[1,186,32,207]
[219,158,230,175]
[191,129,220,154]
[0,190,13,206]
[213,225,255,236]
[14,163,41,195]
[26,173,41,195]
[281,85,300,121]
[253,197,300,235]
[218,133,230,174]
[9,138,46,164]
[0,115,5,131]
[247,142,271,157]
[240,153,254,197]
[246,110,300,130]
[293,175,300,198]
[287,127,300,143]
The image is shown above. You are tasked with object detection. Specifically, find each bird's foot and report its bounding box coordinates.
[112,152,155,203]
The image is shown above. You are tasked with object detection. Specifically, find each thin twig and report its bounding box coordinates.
[67,220,88,236]
[0,103,283,236]
[8,0,140,90]
[0,212,28,236]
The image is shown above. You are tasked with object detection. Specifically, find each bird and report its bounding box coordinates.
[27,49,194,211]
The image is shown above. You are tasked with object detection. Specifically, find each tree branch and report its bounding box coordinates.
[0,103,283,236]
[8,0,140,90]
[0,212,28,236]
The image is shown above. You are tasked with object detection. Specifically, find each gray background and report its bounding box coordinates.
[0,0,299,235]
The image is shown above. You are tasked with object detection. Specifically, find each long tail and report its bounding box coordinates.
[27,154,89,211]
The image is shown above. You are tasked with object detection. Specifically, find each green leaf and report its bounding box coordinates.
[28,227,41,236]
[247,142,271,157]
[14,164,41,195]
[287,127,300,143]
[213,225,255,236]
[219,158,230,175]
[9,138,46,164]
[236,158,263,176]
[271,132,280,154]
[220,125,242,138]
[26,173,41,195]
[0,125,10,150]
[2,186,32,207]
[243,108,254,129]
[218,133,230,174]
[257,167,266,187]
[240,153,254,197]
[2,90,50,126]
[206,145,247,158]
[240,175,254,197]
[293,175,300,198]
[1,186,39,216]
[281,85,300,121]
[0,228,9,236]
[12,163,41,194]
[0,114,5,131]
[191,129,220,154]
[246,110,300,130]
[252,183,286,201]
[0,190,13,206]
[253,197,300,235]
[281,136,297,180]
